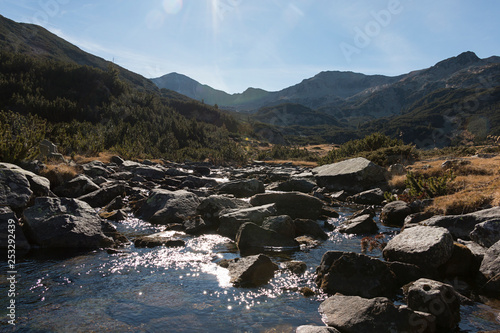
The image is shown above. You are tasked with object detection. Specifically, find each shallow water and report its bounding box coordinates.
[1,207,499,332]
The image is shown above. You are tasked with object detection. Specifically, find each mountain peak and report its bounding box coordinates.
[434,51,480,69]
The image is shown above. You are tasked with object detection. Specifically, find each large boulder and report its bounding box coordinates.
[0,162,51,197]
[235,222,300,252]
[226,254,278,287]
[270,178,316,193]
[23,197,114,249]
[293,219,328,240]
[0,168,33,210]
[82,162,110,178]
[469,219,500,248]
[383,226,454,269]
[419,206,500,240]
[338,214,378,235]
[315,251,398,298]
[217,178,265,198]
[405,278,461,332]
[380,200,412,227]
[319,294,435,333]
[132,165,166,181]
[77,182,128,208]
[250,192,324,220]
[0,207,30,250]
[218,204,277,240]
[53,174,100,198]
[348,188,385,205]
[312,157,387,193]
[478,240,500,297]
[261,215,295,238]
[196,195,251,225]
[139,189,200,225]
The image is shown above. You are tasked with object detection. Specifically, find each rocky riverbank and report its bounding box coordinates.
[1,155,499,332]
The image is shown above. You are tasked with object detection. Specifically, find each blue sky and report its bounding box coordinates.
[2,0,499,93]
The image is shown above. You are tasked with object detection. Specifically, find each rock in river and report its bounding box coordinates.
[226,254,278,287]
[250,192,324,220]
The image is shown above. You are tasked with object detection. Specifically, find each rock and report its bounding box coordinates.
[386,261,431,287]
[140,189,200,225]
[0,168,32,210]
[132,165,166,181]
[405,278,461,331]
[54,174,100,198]
[296,325,340,333]
[271,178,316,193]
[262,215,295,238]
[469,219,500,248]
[134,232,185,248]
[226,254,278,287]
[0,207,30,250]
[180,175,218,189]
[330,190,349,201]
[380,200,412,227]
[440,242,475,278]
[293,219,328,240]
[78,182,127,208]
[388,163,406,176]
[283,260,307,275]
[82,162,110,178]
[196,195,251,225]
[100,219,128,245]
[193,165,210,176]
[319,294,435,333]
[250,192,324,220]
[315,251,398,298]
[110,155,124,165]
[419,206,500,240]
[0,162,51,197]
[235,222,300,252]
[218,204,277,240]
[457,239,487,268]
[404,211,435,226]
[348,188,385,205]
[478,240,500,297]
[217,178,265,198]
[349,206,376,219]
[312,157,387,193]
[338,214,378,235]
[23,197,114,249]
[39,139,58,157]
[183,215,212,235]
[99,209,127,221]
[383,226,454,269]
[295,235,321,248]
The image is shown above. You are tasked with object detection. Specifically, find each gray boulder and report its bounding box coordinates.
[132,165,166,181]
[348,188,384,205]
[183,216,211,235]
[262,215,295,238]
[283,260,307,275]
[296,326,340,333]
[139,189,200,225]
[134,231,185,248]
[315,251,398,298]
[383,226,454,269]
[405,278,461,331]
[319,294,435,333]
[338,214,378,235]
[380,200,412,227]
[78,182,128,208]
[419,206,500,240]
[478,240,500,297]
[110,155,124,165]
[23,197,114,249]
[218,204,277,240]
[469,219,500,248]
[0,207,30,250]
[312,157,387,193]
[218,178,265,198]
[250,192,324,220]
[235,222,300,252]
[0,162,51,197]
[54,174,100,198]
[196,195,252,224]
[226,254,278,287]
[270,178,316,193]
[293,219,328,240]
[0,168,32,210]
[82,162,110,178]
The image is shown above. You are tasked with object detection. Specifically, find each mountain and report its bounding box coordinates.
[0,14,157,92]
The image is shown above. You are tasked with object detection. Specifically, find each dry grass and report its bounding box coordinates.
[389,175,406,190]
[40,163,81,188]
[405,155,500,215]
[71,152,116,164]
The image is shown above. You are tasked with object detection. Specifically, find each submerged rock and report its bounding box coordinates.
[134,232,185,248]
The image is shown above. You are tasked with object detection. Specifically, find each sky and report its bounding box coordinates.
[2,0,500,93]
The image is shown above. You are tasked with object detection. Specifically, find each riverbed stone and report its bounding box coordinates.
[78,182,128,208]
[348,188,385,205]
[383,226,454,269]
[262,215,295,238]
[405,278,461,331]
[312,157,387,193]
[226,254,279,287]
[196,195,252,225]
[132,165,166,181]
[296,326,340,333]
[217,178,265,198]
[380,200,412,227]
[315,251,398,298]
[469,219,500,248]
[235,222,300,253]
[338,214,378,235]
[23,197,114,249]
[318,294,436,333]
[149,190,200,225]
[54,174,100,198]
[270,178,316,193]
[0,162,51,197]
[250,192,324,220]
[293,219,328,240]
[218,204,277,240]
[478,240,500,297]
[134,231,185,248]
[0,167,33,210]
